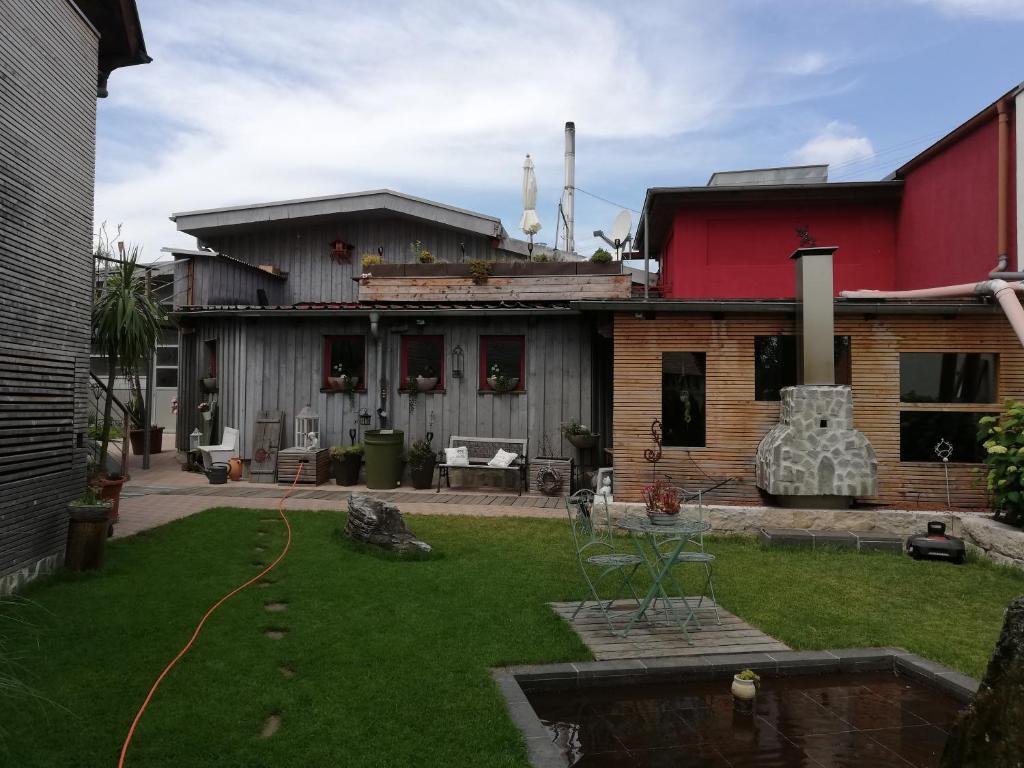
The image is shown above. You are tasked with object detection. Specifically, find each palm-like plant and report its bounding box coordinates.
[92,246,166,472]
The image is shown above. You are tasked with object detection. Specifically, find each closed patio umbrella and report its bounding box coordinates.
[519,154,541,254]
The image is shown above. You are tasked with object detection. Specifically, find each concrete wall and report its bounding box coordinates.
[0,2,98,592]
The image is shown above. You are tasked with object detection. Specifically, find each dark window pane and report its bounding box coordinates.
[155,368,178,388]
[90,355,109,377]
[662,352,706,447]
[156,346,178,366]
[405,337,442,380]
[160,328,177,345]
[899,411,985,463]
[900,353,997,403]
[482,336,524,389]
[324,336,366,387]
[755,336,851,400]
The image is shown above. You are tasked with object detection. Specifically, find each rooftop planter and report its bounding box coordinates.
[362,261,622,278]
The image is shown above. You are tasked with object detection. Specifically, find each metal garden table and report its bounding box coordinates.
[615,516,712,640]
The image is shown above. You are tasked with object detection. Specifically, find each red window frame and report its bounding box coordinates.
[479,334,525,391]
[205,340,218,377]
[322,335,367,391]
[400,335,445,390]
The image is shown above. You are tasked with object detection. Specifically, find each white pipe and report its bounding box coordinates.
[841,280,1024,347]
[564,122,575,255]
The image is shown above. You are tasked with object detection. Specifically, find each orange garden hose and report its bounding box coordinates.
[117,463,305,767]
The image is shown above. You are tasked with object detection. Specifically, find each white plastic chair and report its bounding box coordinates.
[198,427,239,469]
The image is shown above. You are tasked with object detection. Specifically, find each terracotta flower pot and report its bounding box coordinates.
[228,457,243,481]
[95,477,125,523]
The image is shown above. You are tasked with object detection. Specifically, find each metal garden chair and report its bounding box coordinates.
[650,488,721,626]
[566,489,643,630]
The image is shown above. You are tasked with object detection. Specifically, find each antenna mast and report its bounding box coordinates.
[563,121,575,255]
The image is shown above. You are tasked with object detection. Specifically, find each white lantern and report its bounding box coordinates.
[189,428,202,451]
[295,405,320,451]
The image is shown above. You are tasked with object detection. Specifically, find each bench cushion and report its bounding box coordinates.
[487,449,518,468]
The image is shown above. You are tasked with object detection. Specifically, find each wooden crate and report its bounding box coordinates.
[277,448,331,486]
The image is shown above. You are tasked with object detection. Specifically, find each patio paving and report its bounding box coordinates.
[550,598,790,660]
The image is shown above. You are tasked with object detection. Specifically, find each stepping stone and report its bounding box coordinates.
[259,714,281,739]
[264,628,287,640]
[254,546,266,552]
[264,602,288,613]
[256,580,273,589]
[278,666,295,679]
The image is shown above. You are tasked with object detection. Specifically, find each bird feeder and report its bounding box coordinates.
[295,405,320,451]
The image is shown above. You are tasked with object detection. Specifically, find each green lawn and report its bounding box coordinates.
[1,508,1022,767]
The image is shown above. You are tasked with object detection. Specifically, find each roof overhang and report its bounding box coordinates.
[161,247,288,280]
[74,0,151,97]
[572,298,1001,316]
[635,181,904,257]
[170,189,507,241]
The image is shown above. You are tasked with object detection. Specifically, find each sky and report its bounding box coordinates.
[96,0,1024,261]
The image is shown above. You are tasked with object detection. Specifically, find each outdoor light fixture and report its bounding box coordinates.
[189,428,201,452]
[377,245,384,258]
[451,344,464,379]
[358,408,372,426]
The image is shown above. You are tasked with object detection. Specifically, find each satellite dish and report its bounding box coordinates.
[610,210,632,245]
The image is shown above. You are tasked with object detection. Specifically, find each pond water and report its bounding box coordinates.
[528,671,964,767]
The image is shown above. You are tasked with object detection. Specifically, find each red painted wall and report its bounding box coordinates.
[660,201,898,299]
[895,116,1017,289]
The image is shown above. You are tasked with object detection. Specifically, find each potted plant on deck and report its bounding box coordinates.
[408,437,437,490]
[330,444,363,486]
[65,487,113,571]
[562,418,598,450]
[126,395,164,456]
[731,668,760,712]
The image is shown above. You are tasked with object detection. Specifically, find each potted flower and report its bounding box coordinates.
[562,418,598,450]
[127,396,164,455]
[328,363,360,392]
[408,437,437,489]
[66,487,114,570]
[198,401,212,421]
[330,444,363,486]
[486,363,519,393]
[642,480,680,525]
[731,669,760,709]
[201,369,218,393]
[94,470,126,525]
[415,364,439,392]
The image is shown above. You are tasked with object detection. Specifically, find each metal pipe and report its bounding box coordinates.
[564,122,575,255]
[997,99,1011,268]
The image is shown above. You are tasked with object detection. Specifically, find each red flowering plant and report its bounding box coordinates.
[642,480,680,515]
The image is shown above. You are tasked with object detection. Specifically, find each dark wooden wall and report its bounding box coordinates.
[0,2,97,592]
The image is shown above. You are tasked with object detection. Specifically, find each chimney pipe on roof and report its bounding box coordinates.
[564,122,575,255]
[791,246,838,385]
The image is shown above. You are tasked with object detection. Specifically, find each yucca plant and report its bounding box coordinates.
[92,245,166,472]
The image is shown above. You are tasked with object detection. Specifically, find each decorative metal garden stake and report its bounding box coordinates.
[643,418,664,484]
[934,438,953,507]
[348,428,357,445]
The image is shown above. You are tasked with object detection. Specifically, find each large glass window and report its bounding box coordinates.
[754,335,851,401]
[899,411,986,463]
[480,335,525,391]
[900,352,997,403]
[662,352,706,447]
[401,335,444,391]
[322,336,367,390]
[154,329,178,389]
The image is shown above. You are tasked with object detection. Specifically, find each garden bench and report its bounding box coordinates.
[437,436,528,495]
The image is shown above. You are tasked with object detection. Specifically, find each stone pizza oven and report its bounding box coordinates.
[754,247,878,508]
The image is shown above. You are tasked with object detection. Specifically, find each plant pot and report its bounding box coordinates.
[205,463,228,484]
[332,455,362,486]
[410,456,436,489]
[646,510,680,526]
[129,426,165,455]
[201,377,218,393]
[732,676,757,701]
[567,433,598,450]
[95,477,126,523]
[65,502,113,571]
[487,376,519,393]
[415,376,439,392]
[228,457,243,481]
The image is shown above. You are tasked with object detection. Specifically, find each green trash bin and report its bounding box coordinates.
[364,429,405,489]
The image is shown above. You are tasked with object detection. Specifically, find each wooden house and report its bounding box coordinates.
[0,0,149,593]
[169,190,629,485]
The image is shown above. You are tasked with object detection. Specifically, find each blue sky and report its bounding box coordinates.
[95,0,1024,260]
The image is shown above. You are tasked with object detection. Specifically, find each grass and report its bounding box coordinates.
[0,508,1022,766]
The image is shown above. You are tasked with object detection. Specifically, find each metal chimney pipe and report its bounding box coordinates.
[791,246,838,385]
[564,122,575,255]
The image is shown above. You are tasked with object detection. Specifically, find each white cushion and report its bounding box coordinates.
[487,449,518,468]
[444,447,469,466]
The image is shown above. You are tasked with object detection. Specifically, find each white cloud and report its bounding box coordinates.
[910,0,1024,20]
[791,121,875,169]
[775,51,833,76]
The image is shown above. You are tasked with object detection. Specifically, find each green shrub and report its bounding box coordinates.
[330,443,364,459]
[591,248,612,264]
[408,438,435,470]
[468,259,494,284]
[361,253,382,268]
[979,402,1024,527]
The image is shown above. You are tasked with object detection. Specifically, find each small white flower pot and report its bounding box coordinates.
[731,676,757,701]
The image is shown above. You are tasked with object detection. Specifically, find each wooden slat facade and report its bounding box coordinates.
[0,3,98,591]
[613,311,1024,508]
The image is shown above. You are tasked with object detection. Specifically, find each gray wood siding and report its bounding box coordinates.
[200,218,522,305]
[0,1,98,588]
[174,256,287,309]
[176,315,596,465]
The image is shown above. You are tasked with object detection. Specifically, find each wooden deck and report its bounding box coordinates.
[550,598,790,660]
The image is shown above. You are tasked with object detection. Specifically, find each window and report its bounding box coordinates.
[322,336,367,390]
[401,335,444,390]
[480,335,525,391]
[662,352,706,447]
[754,335,852,401]
[900,352,997,403]
[899,411,986,463]
[204,340,217,378]
[154,329,178,389]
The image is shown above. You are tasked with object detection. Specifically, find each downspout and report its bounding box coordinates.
[369,312,386,427]
[989,97,1016,277]
[841,279,1024,347]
